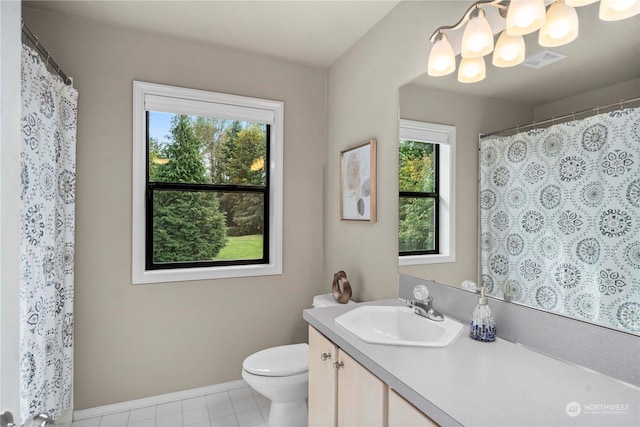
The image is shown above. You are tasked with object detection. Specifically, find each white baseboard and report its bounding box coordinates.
[73,379,248,421]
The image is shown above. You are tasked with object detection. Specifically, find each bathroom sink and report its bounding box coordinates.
[334,305,464,347]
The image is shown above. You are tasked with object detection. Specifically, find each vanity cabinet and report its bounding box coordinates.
[308,325,338,426]
[309,325,439,427]
[388,388,438,427]
[308,326,386,427]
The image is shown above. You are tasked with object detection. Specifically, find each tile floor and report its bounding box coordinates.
[69,387,271,427]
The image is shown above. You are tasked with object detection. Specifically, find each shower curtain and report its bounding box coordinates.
[479,107,640,334]
[19,44,77,423]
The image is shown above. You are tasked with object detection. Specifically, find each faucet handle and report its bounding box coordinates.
[413,285,430,302]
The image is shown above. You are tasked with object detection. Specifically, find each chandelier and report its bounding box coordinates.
[427,0,640,83]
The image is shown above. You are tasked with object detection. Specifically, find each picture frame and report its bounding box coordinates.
[340,139,377,222]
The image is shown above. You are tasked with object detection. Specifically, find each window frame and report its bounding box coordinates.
[398,120,456,266]
[132,81,283,284]
[399,143,440,256]
[145,113,270,270]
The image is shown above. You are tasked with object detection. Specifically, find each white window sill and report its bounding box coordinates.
[399,254,456,266]
[133,262,282,285]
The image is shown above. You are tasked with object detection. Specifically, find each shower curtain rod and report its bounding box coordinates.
[481,96,640,138]
[21,19,72,86]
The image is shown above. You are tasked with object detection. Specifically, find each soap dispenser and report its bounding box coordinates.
[470,286,496,342]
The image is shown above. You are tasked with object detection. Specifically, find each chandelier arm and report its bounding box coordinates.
[429,0,509,42]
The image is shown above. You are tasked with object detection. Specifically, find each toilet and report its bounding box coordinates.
[241,294,355,427]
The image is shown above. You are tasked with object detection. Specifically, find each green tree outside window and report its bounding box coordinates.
[399,140,438,254]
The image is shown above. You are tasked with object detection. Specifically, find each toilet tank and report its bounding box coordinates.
[312,293,355,308]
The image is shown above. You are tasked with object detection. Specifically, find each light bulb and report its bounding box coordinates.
[458,57,486,83]
[506,0,547,35]
[539,1,579,47]
[493,31,525,67]
[428,33,456,76]
[461,8,495,58]
[600,0,640,20]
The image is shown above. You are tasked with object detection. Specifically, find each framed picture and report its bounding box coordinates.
[340,139,377,222]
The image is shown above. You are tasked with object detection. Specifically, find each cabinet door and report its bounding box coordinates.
[388,388,439,427]
[337,350,386,427]
[308,326,338,427]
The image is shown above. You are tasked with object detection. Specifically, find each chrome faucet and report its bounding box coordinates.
[407,285,444,322]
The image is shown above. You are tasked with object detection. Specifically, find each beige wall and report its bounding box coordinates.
[325,1,532,299]
[325,1,462,302]
[398,84,533,285]
[23,7,327,410]
[535,78,640,121]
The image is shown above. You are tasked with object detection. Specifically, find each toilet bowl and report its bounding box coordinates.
[242,343,309,427]
[241,294,355,427]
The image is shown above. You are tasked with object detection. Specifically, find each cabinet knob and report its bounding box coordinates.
[320,352,331,361]
[333,361,344,370]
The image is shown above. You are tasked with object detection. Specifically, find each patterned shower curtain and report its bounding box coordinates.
[19,44,77,423]
[479,107,640,334]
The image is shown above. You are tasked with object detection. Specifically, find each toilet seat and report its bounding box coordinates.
[240,296,348,426]
[243,343,308,377]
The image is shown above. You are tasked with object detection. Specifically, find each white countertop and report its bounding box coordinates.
[303,299,640,427]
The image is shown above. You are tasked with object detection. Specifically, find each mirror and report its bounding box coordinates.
[398,2,639,335]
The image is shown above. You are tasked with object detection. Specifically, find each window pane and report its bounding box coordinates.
[399,197,436,252]
[152,190,264,264]
[215,192,265,262]
[399,140,436,193]
[148,112,267,186]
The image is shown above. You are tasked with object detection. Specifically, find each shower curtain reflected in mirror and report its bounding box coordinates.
[20,44,77,423]
[479,107,640,335]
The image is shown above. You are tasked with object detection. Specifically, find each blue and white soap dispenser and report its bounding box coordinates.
[470,286,496,342]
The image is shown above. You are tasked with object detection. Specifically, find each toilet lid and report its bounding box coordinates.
[243,343,309,377]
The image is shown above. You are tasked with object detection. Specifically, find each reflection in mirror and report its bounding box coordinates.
[479,105,640,335]
[399,139,438,254]
[398,121,456,266]
[398,1,639,334]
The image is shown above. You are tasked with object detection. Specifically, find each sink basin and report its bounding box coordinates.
[334,305,464,347]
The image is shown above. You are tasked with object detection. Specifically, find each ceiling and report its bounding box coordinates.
[24,0,401,68]
[24,1,640,106]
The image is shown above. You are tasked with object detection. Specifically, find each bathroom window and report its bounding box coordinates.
[399,141,440,255]
[132,81,283,283]
[399,120,455,265]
